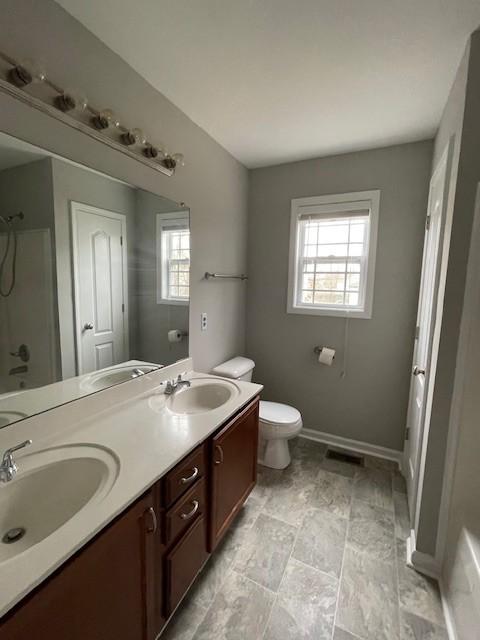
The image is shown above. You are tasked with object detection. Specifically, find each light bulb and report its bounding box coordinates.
[9,57,47,87]
[92,108,120,130]
[158,143,168,158]
[171,153,185,167]
[56,88,88,113]
[122,127,146,146]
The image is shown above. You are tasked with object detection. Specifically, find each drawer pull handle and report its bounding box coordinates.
[180,500,199,520]
[214,444,224,465]
[180,466,199,484]
[146,506,157,534]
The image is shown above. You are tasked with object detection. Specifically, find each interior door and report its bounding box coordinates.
[71,202,127,375]
[405,144,450,514]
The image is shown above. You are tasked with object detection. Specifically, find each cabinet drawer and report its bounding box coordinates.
[164,444,206,508]
[166,515,208,616]
[165,478,206,546]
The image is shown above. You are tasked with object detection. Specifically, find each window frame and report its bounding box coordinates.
[287,190,380,319]
[156,211,190,306]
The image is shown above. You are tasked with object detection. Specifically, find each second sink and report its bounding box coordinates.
[149,378,240,415]
[0,445,119,563]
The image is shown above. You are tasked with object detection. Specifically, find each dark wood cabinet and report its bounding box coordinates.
[163,443,206,508]
[209,397,259,551]
[0,491,158,640]
[165,515,208,616]
[0,395,260,638]
[165,477,207,546]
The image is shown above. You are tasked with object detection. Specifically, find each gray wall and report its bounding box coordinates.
[50,158,138,378]
[416,31,480,555]
[0,0,248,373]
[247,141,432,451]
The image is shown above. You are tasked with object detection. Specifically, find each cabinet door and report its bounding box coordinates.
[210,397,259,551]
[0,492,158,640]
[165,515,209,617]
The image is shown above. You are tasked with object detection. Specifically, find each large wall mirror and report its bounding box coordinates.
[0,132,190,429]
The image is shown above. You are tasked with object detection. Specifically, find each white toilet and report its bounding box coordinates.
[212,357,303,469]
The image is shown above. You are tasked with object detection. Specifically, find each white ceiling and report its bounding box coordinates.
[56,0,480,168]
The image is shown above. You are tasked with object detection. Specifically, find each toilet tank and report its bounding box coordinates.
[212,356,255,382]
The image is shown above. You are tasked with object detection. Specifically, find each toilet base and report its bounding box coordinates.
[262,438,291,470]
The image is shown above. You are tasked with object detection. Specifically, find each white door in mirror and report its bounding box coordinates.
[71,202,128,375]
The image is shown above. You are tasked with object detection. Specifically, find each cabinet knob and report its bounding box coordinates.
[214,444,224,465]
[145,506,157,533]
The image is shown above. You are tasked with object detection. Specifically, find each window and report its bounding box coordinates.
[156,212,190,305]
[287,191,379,318]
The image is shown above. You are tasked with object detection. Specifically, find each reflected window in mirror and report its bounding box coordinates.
[156,212,190,305]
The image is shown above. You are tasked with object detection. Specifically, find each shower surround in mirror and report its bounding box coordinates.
[0,132,189,428]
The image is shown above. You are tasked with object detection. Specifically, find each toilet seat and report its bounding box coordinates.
[259,401,301,426]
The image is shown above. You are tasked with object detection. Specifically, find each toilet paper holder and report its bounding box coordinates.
[313,346,324,355]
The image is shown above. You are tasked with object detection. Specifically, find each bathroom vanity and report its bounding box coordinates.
[0,363,261,639]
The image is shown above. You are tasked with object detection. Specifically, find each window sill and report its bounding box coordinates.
[156,298,189,306]
[287,303,372,319]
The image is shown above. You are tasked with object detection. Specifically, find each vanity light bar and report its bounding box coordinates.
[0,50,185,176]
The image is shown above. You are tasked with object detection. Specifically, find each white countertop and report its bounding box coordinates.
[0,358,263,618]
[0,360,160,423]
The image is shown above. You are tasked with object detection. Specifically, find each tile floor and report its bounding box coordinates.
[161,438,448,640]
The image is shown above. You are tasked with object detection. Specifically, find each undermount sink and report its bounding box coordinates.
[81,364,159,392]
[165,378,239,415]
[0,445,119,563]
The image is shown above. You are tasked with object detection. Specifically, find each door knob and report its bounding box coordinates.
[412,366,426,376]
[83,322,94,331]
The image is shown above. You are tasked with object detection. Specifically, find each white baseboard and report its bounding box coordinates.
[439,577,458,640]
[300,427,402,468]
[406,529,440,579]
[407,532,459,639]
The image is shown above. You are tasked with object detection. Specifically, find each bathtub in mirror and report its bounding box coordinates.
[0,131,190,428]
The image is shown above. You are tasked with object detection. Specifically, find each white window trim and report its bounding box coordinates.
[287,190,380,319]
[156,211,190,306]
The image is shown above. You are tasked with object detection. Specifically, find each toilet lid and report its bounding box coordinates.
[260,401,301,426]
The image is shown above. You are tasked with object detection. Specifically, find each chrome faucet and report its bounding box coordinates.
[0,439,32,483]
[131,368,146,378]
[164,374,191,395]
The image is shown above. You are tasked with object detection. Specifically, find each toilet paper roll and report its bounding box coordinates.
[318,347,335,366]
[168,329,182,343]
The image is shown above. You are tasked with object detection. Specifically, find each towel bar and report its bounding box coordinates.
[204,272,248,281]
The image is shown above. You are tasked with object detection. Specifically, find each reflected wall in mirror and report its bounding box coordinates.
[0,132,189,428]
